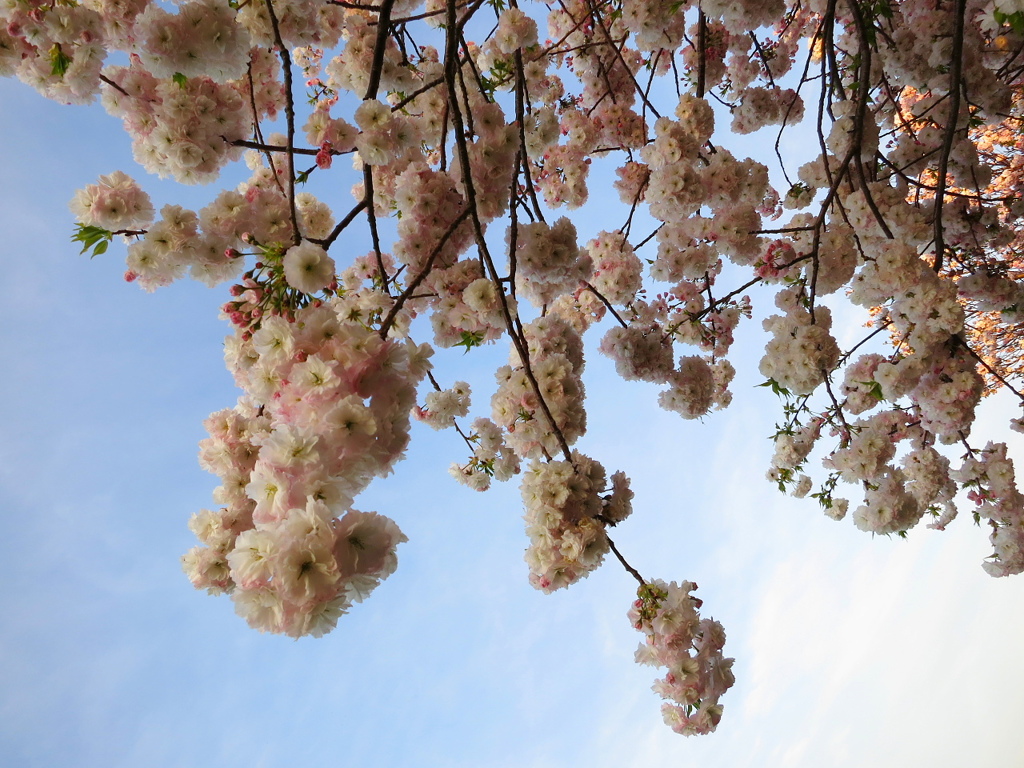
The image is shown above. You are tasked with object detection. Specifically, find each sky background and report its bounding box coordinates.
[2,54,1024,768]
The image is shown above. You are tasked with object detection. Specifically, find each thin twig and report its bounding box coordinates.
[379,208,471,338]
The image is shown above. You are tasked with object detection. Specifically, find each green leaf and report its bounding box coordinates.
[172,72,188,88]
[49,44,72,78]
[455,330,485,352]
[757,378,791,397]
[860,380,884,401]
[993,9,1023,32]
[71,224,114,258]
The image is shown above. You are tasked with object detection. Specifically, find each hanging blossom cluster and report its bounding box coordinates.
[629,581,734,736]
[521,450,633,593]
[11,0,1024,737]
[184,297,432,637]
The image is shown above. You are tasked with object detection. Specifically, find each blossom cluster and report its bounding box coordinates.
[69,170,154,232]
[952,442,1024,577]
[183,301,431,637]
[629,581,735,736]
[521,452,632,593]
[447,417,520,492]
[492,315,588,460]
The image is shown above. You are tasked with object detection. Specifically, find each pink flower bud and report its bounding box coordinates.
[316,141,334,170]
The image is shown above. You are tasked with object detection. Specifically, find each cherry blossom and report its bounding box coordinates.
[8,0,1024,737]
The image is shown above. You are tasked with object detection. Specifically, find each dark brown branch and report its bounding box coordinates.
[932,0,968,273]
[513,52,546,223]
[362,165,390,294]
[318,199,368,249]
[584,282,628,328]
[958,336,1024,401]
[602,528,646,586]
[327,1,381,9]
[443,0,574,465]
[263,0,302,245]
[244,64,288,204]
[590,5,662,119]
[363,0,397,100]
[845,0,893,240]
[228,138,321,156]
[390,75,446,111]
[379,208,471,338]
[99,73,130,97]
[696,10,707,99]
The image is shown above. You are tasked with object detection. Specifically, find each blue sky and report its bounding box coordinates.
[2,70,1024,768]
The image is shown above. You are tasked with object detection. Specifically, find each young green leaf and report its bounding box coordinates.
[71,224,114,259]
[49,44,72,78]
